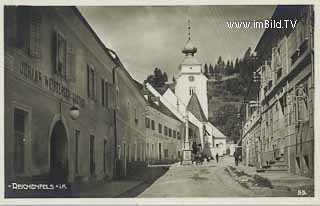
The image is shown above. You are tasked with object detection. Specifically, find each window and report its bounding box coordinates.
[29,9,41,58]
[103,140,107,173]
[164,126,168,136]
[134,142,137,161]
[16,8,42,58]
[295,85,309,123]
[101,78,109,108]
[276,68,282,80]
[164,149,169,158]
[146,143,149,159]
[75,130,80,175]
[158,123,162,134]
[140,144,144,161]
[269,109,273,139]
[134,108,138,124]
[14,108,28,174]
[189,87,196,96]
[128,144,131,163]
[169,128,172,137]
[151,120,155,130]
[87,64,97,100]
[55,31,67,78]
[117,145,121,160]
[127,102,130,121]
[173,130,177,138]
[177,132,181,140]
[145,117,150,128]
[151,144,154,158]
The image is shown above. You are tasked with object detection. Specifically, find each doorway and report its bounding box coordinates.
[50,120,68,183]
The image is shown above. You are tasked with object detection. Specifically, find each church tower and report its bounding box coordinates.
[175,20,208,118]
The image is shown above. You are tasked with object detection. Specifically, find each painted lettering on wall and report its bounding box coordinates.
[19,62,85,108]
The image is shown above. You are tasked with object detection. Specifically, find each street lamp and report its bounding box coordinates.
[69,105,80,120]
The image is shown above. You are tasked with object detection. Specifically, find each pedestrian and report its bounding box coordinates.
[215,153,219,163]
[234,152,239,166]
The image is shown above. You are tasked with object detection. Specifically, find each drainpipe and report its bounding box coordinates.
[109,49,120,179]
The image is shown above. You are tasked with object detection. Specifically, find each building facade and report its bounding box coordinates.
[4,6,116,185]
[113,65,147,179]
[241,5,314,177]
[144,99,184,163]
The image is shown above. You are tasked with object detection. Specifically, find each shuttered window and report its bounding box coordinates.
[101,78,105,106]
[101,78,110,108]
[105,82,109,107]
[29,10,41,58]
[67,42,76,82]
[14,7,41,57]
[55,31,67,78]
[87,64,97,101]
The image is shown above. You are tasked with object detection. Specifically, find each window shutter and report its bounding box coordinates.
[17,7,30,51]
[94,71,98,102]
[54,31,59,74]
[4,7,18,46]
[87,65,91,98]
[106,82,109,108]
[101,78,105,106]
[67,42,76,82]
[29,9,41,58]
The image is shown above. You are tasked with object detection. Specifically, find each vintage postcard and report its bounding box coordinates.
[0,0,319,205]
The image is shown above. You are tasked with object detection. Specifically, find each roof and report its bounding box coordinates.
[133,79,144,90]
[151,82,175,95]
[186,93,207,122]
[208,122,226,138]
[142,83,181,122]
[254,5,308,54]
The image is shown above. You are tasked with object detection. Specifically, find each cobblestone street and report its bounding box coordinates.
[138,157,297,197]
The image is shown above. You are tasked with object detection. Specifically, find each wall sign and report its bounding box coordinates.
[19,61,85,108]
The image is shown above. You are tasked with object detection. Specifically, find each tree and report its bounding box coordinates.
[225,60,235,76]
[209,64,214,76]
[163,72,168,83]
[144,67,168,88]
[234,57,240,73]
[204,63,209,77]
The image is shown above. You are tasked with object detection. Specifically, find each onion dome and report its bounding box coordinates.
[182,20,197,56]
[182,39,197,56]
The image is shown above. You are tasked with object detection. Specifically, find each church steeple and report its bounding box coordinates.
[182,20,197,56]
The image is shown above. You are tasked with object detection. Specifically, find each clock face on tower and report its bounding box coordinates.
[189,76,194,82]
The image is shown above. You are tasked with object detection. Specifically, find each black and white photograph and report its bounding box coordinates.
[1,0,318,204]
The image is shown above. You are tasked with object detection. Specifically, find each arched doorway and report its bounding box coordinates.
[50,120,68,183]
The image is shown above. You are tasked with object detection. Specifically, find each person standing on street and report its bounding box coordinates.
[215,153,219,163]
[234,152,239,166]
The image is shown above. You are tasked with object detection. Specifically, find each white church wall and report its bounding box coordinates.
[175,73,208,118]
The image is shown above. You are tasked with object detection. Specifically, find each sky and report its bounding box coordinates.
[78,5,276,83]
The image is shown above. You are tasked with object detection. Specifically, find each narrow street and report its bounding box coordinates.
[138,156,295,197]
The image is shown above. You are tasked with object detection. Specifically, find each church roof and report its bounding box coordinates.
[182,39,197,55]
[186,93,207,122]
